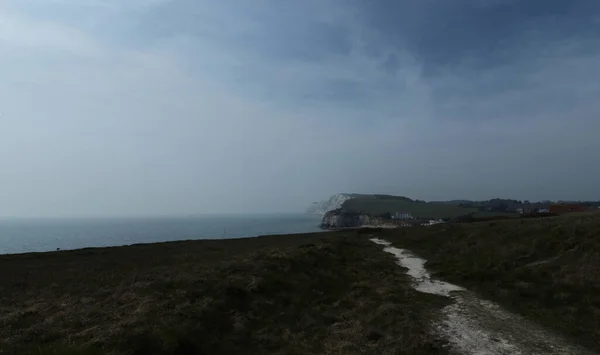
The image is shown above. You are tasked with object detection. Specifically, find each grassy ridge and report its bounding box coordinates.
[341,196,477,219]
[381,212,600,352]
[0,232,450,355]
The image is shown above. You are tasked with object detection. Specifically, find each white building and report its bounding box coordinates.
[392,212,414,220]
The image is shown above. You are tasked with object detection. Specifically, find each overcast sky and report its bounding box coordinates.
[1,0,599,216]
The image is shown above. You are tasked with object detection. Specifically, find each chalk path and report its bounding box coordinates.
[370,238,595,355]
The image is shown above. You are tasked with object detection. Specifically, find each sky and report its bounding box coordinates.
[1,0,600,216]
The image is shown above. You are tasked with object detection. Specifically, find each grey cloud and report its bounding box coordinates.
[359,0,600,73]
[381,53,400,73]
[1,0,600,218]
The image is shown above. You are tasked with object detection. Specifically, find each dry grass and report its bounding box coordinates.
[0,231,450,355]
[380,212,600,352]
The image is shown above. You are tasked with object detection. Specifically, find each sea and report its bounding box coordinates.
[0,214,324,255]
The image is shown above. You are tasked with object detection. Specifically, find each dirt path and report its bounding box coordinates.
[370,238,596,355]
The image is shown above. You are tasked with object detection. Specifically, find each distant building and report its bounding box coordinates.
[392,212,414,220]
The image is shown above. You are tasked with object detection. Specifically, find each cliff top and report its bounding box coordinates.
[0,231,447,354]
[338,195,477,219]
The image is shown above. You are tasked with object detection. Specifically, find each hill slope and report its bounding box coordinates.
[340,194,477,219]
[380,212,600,352]
[0,232,450,354]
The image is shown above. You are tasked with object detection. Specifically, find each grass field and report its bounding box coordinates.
[341,196,477,219]
[380,212,600,352]
[0,231,450,355]
[471,211,521,218]
[3,212,598,354]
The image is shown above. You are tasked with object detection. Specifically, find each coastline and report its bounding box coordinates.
[0,228,332,257]
[0,214,323,255]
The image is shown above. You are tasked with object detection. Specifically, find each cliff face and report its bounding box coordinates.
[319,209,387,229]
[306,194,355,215]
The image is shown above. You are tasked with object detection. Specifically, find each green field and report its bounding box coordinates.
[340,195,478,219]
[472,211,521,217]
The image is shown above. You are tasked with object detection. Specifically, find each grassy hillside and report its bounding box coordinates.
[0,231,450,355]
[5,210,597,353]
[380,212,600,352]
[341,195,478,219]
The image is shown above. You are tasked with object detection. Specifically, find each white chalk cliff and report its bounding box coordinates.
[306,194,355,215]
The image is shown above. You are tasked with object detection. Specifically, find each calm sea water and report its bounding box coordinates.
[0,214,324,255]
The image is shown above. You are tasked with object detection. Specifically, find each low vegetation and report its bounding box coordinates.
[380,212,600,352]
[4,210,598,354]
[341,195,477,219]
[339,194,599,220]
[0,232,450,355]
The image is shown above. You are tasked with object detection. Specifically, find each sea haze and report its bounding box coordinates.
[0,214,323,255]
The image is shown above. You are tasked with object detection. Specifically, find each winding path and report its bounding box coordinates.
[370,238,596,355]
